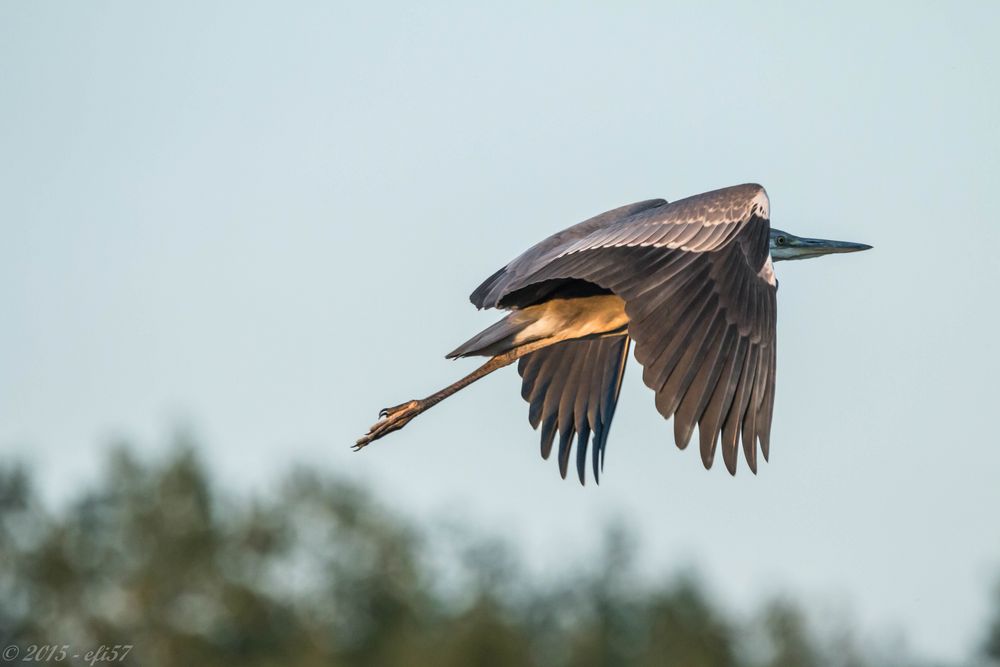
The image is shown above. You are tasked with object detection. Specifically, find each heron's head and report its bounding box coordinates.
[769,228,872,262]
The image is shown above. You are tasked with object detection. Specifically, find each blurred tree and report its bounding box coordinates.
[758,600,821,667]
[563,527,645,667]
[985,579,1000,664]
[639,576,739,667]
[0,438,980,666]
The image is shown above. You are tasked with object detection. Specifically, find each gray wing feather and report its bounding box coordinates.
[489,184,777,473]
[518,335,630,484]
[494,184,770,305]
[471,199,668,309]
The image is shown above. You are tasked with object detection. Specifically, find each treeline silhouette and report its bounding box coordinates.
[1,438,998,666]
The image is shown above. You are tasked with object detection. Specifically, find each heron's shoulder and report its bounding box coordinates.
[659,183,769,225]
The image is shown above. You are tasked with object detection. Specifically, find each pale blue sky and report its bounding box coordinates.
[2,2,999,661]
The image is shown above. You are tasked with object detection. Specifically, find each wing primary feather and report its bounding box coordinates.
[575,424,591,485]
[527,394,545,430]
[518,355,543,402]
[635,274,717,392]
[538,346,573,436]
[698,337,748,469]
[557,427,575,480]
[573,341,600,484]
[524,345,564,428]
[741,347,767,474]
[721,344,758,475]
[540,412,558,460]
[758,344,776,460]
[673,319,734,449]
[656,292,726,420]
[518,347,560,429]
[555,340,589,479]
[594,336,630,481]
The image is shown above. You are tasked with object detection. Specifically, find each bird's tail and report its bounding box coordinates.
[446,310,536,359]
[446,295,630,360]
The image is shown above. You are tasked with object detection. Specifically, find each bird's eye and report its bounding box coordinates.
[776,236,786,246]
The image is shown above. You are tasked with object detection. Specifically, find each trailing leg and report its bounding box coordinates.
[353,338,554,450]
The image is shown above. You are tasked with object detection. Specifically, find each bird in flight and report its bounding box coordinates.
[355,184,871,483]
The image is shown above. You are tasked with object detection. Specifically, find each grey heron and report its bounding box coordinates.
[354,184,871,483]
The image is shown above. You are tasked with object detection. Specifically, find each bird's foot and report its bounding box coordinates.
[353,400,424,451]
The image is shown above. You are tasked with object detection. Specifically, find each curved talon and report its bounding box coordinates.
[354,400,424,451]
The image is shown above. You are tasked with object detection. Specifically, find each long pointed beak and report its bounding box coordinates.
[783,235,872,261]
[801,237,873,255]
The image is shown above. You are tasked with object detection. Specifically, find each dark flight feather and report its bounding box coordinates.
[517,335,630,483]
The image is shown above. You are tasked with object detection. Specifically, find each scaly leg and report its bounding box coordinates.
[353,338,554,451]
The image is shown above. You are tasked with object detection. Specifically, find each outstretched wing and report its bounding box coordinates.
[473,183,777,474]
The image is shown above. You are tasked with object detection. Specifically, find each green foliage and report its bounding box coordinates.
[985,580,1000,664]
[0,441,974,666]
